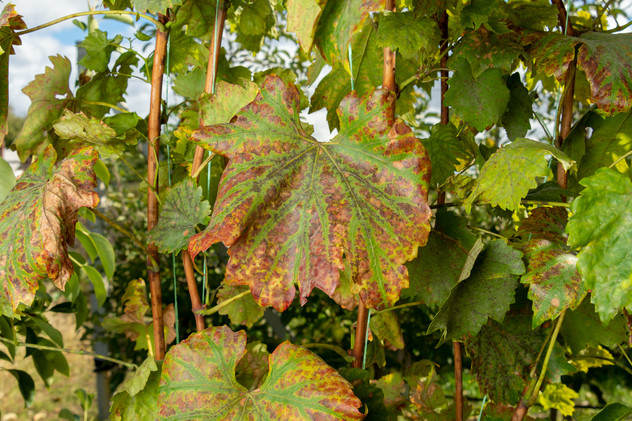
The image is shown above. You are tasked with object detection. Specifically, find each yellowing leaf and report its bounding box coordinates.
[157,325,364,420]
[538,383,578,417]
[0,146,98,314]
[189,75,431,311]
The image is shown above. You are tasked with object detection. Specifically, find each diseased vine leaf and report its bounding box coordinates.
[157,325,364,420]
[464,138,573,212]
[110,358,161,421]
[0,4,26,144]
[370,310,404,350]
[467,314,546,404]
[428,240,524,342]
[314,0,384,68]
[450,29,524,78]
[567,168,632,321]
[189,75,431,311]
[286,0,327,54]
[14,55,73,160]
[561,299,627,354]
[376,11,439,59]
[147,179,210,253]
[405,209,482,306]
[215,284,264,328]
[532,32,632,114]
[131,0,182,14]
[0,146,98,315]
[519,208,586,327]
[444,57,510,132]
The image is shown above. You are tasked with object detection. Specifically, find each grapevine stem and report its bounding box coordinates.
[0,336,137,369]
[197,290,250,316]
[372,301,423,315]
[15,10,167,35]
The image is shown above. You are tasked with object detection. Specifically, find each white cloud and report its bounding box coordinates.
[11,0,90,32]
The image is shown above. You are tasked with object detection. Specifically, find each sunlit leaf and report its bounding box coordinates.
[14,55,73,160]
[428,240,524,342]
[147,179,211,253]
[566,168,632,321]
[464,138,573,212]
[79,29,122,72]
[286,0,327,54]
[0,146,98,314]
[110,359,161,421]
[569,345,614,373]
[0,156,15,202]
[157,325,364,420]
[376,11,439,59]
[189,75,431,311]
[215,284,264,328]
[132,0,182,14]
[538,383,578,417]
[53,110,122,157]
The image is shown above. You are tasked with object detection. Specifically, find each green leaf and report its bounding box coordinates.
[591,403,632,421]
[405,209,483,306]
[0,146,99,312]
[0,156,15,202]
[171,0,216,40]
[314,0,382,68]
[376,11,439,59]
[157,325,364,420]
[75,222,98,262]
[370,310,404,350]
[422,123,477,187]
[501,73,533,140]
[467,313,546,404]
[428,240,524,342]
[8,369,35,407]
[450,29,524,78]
[147,179,211,253]
[234,0,276,52]
[445,57,510,132]
[569,345,614,373]
[460,0,498,30]
[91,232,115,280]
[538,383,578,417]
[464,138,573,212]
[33,316,64,348]
[79,29,121,72]
[110,360,161,421]
[286,0,327,54]
[131,0,182,14]
[561,299,627,354]
[199,80,259,126]
[501,0,557,31]
[215,284,264,328]
[53,110,121,157]
[567,168,632,321]
[189,75,431,311]
[532,32,632,114]
[83,265,107,307]
[14,55,73,160]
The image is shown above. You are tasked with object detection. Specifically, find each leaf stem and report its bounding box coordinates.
[527,311,566,407]
[302,343,354,363]
[467,226,505,239]
[191,152,215,179]
[604,20,632,32]
[15,10,167,36]
[81,100,128,113]
[197,290,250,316]
[0,336,137,369]
[372,301,423,315]
[609,150,632,169]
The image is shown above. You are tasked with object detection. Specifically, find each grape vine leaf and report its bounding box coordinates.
[501,0,557,31]
[591,403,632,421]
[286,0,327,54]
[53,110,123,157]
[519,208,587,327]
[405,209,483,307]
[172,0,216,40]
[0,145,98,315]
[538,383,578,417]
[463,138,573,212]
[131,0,182,14]
[215,284,264,328]
[314,0,384,68]
[444,57,510,132]
[428,240,524,343]
[428,240,525,342]
[370,310,405,350]
[531,31,632,114]
[566,168,632,321]
[79,29,122,73]
[14,55,73,160]
[376,11,439,59]
[189,75,431,311]
[467,313,546,404]
[422,123,477,187]
[157,325,364,420]
[110,358,161,421]
[501,73,533,141]
[561,299,627,354]
[0,4,26,144]
[147,179,210,254]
